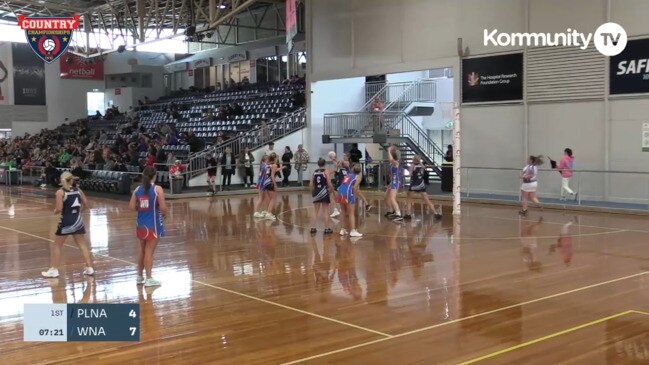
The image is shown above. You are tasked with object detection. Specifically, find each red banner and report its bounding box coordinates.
[286,0,297,48]
[59,53,104,80]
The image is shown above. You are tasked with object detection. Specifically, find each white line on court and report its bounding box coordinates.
[279,270,649,365]
[0,224,392,338]
[275,206,628,240]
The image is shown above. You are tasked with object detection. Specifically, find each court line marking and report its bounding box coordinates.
[274,206,628,240]
[483,214,649,235]
[631,310,649,316]
[457,310,641,365]
[279,271,649,365]
[0,224,392,338]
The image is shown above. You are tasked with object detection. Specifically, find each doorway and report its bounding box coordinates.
[87,91,105,116]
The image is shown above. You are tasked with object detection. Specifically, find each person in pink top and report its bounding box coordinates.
[556,148,576,201]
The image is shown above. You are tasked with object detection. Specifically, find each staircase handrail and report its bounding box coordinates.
[393,112,444,166]
[360,82,390,111]
[383,79,437,113]
[188,108,306,176]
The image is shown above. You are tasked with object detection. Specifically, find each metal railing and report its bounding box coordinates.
[461,166,649,209]
[188,108,306,177]
[383,79,436,113]
[364,81,387,104]
[361,79,436,113]
[159,159,442,196]
[322,111,444,169]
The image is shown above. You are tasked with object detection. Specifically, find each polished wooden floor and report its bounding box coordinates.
[1,186,648,365]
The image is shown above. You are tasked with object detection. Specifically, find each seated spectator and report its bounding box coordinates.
[145,147,156,168]
[41,161,59,188]
[232,103,243,115]
[166,132,179,145]
[127,106,137,121]
[113,157,127,172]
[169,160,186,178]
[104,156,116,171]
[70,159,85,178]
[144,96,150,104]
[241,76,250,85]
[58,149,72,167]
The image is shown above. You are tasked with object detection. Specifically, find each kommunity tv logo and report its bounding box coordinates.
[484,22,627,56]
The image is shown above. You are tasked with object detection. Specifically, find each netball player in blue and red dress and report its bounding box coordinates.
[337,164,363,237]
[42,171,95,278]
[129,166,168,287]
[384,145,403,221]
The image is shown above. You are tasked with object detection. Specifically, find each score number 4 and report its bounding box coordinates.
[129,309,137,336]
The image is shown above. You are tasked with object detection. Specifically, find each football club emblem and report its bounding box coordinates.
[17,15,80,63]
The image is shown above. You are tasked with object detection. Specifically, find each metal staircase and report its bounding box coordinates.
[188,108,306,177]
[324,79,441,179]
[361,79,436,114]
[322,111,444,178]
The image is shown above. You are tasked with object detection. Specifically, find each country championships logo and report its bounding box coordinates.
[18,15,80,63]
[484,22,628,56]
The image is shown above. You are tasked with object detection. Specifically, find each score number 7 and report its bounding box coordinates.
[129,309,138,336]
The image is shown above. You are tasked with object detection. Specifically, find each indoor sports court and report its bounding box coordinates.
[2,0,649,364]
[1,189,649,364]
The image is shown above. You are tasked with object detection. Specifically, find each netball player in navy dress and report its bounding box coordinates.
[384,145,403,221]
[129,166,168,287]
[42,171,95,278]
[404,155,442,220]
[310,158,333,234]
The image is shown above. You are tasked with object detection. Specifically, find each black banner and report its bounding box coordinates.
[610,38,649,95]
[462,53,523,103]
[12,43,46,105]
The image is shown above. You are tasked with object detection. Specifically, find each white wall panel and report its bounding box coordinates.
[529,102,605,199]
[611,0,649,37]
[310,77,365,158]
[461,105,525,194]
[457,0,526,55]
[529,0,605,34]
[353,0,403,69]
[310,0,353,76]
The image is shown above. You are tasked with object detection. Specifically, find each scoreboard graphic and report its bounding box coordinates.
[24,304,140,342]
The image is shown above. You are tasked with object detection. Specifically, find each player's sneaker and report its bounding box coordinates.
[264,212,276,220]
[324,228,333,234]
[144,278,162,287]
[310,228,317,234]
[41,267,59,278]
[392,215,404,222]
[349,230,363,237]
[339,229,348,236]
[136,276,145,285]
[330,209,341,218]
[434,214,443,220]
[403,214,412,220]
[253,211,264,218]
[83,267,95,276]
[384,211,395,217]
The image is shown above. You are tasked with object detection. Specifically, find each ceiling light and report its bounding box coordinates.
[217,4,227,9]
[38,0,45,3]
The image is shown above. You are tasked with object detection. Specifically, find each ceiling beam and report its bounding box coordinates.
[208,0,256,29]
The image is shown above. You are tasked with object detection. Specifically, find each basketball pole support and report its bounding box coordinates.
[452,102,461,216]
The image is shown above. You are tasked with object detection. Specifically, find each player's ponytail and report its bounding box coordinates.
[142,166,156,194]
